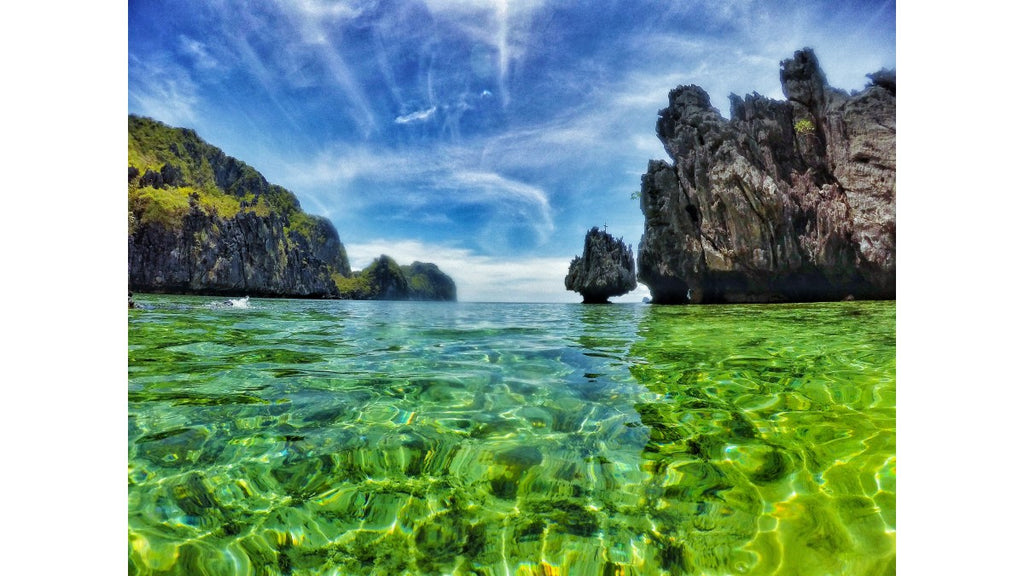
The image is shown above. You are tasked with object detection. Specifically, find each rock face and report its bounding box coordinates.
[128,116,349,298]
[565,227,637,303]
[637,49,895,304]
[129,197,348,297]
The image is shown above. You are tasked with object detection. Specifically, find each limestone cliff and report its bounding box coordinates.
[565,227,637,303]
[128,116,457,301]
[637,49,895,303]
[129,196,348,297]
[129,116,350,297]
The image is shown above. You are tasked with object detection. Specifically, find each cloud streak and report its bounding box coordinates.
[128,54,199,126]
[178,36,219,70]
[395,107,438,124]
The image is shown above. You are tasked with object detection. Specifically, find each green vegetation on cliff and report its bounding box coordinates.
[128,115,309,239]
[336,255,409,300]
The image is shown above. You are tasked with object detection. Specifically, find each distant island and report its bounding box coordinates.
[635,48,895,304]
[335,256,457,301]
[128,115,456,301]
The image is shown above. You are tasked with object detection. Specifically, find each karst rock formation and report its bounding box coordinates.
[566,227,638,303]
[637,48,895,304]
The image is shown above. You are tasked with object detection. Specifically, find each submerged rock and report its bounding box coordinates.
[565,227,637,303]
[637,48,895,304]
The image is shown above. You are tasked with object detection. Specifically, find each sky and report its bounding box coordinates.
[127,0,896,302]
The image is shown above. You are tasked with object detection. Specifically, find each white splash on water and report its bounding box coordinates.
[205,296,252,310]
[227,296,250,308]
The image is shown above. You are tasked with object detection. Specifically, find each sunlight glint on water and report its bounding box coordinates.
[128,296,895,575]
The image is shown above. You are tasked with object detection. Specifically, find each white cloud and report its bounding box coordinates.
[276,2,380,135]
[199,0,379,136]
[282,144,398,191]
[178,36,219,70]
[419,0,549,107]
[448,171,552,228]
[395,106,438,124]
[284,0,366,21]
[419,0,544,12]
[128,54,199,125]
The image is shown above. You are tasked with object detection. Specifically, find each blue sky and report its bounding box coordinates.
[128,0,895,302]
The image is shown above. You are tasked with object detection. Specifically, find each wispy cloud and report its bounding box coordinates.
[278,141,554,252]
[181,0,381,136]
[419,0,548,108]
[128,54,199,126]
[269,1,381,135]
[395,106,438,124]
[448,171,551,223]
[177,36,219,70]
[284,0,366,22]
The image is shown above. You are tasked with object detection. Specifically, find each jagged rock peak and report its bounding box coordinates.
[780,48,830,110]
[866,69,896,94]
[565,227,637,304]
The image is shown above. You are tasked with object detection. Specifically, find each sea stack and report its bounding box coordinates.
[636,48,895,304]
[565,227,637,303]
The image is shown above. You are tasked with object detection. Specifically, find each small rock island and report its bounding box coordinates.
[565,227,637,303]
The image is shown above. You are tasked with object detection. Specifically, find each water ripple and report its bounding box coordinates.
[129,297,895,575]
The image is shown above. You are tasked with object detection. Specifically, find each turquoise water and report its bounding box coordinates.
[128,296,895,575]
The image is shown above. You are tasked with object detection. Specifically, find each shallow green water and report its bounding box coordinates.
[128,296,895,575]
